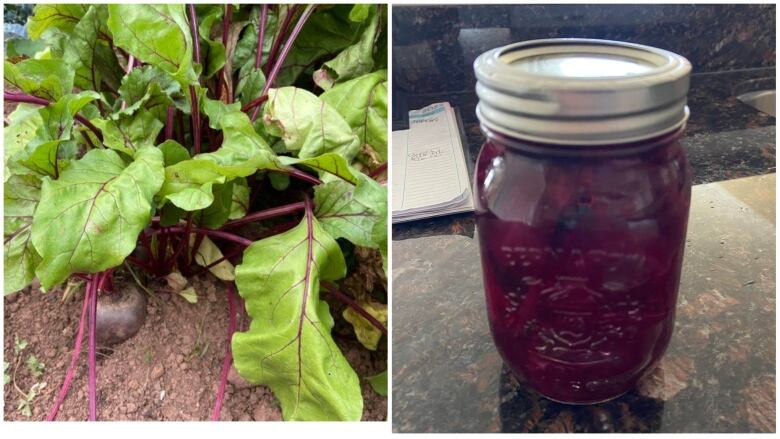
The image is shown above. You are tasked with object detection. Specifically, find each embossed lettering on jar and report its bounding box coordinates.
[473,39,693,404]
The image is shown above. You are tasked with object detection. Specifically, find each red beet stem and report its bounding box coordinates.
[46,279,92,421]
[211,282,238,420]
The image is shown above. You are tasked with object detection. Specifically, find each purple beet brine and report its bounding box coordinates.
[473,39,693,404]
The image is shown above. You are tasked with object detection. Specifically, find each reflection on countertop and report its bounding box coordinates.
[391,174,776,433]
[393,4,776,94]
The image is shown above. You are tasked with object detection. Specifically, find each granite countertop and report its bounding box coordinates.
[393,67,776,240]
[392,173,776,433]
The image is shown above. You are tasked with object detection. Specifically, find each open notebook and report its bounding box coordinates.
[392,102,474,223]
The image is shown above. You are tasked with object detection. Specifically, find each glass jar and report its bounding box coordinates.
[473,39,693,404]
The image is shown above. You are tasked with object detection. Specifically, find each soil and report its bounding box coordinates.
[3,273,387,421]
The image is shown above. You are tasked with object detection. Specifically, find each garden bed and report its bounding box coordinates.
[4,273,387,421]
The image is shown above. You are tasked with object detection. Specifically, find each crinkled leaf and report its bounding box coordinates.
[15,139,71,180]
[272,6,359,87]
[263,87,360,160]
[34,91,101,142]
[314,172,386,250]
[313,5,380,90]
[158,139,191,166]
[232,207,361,421]
[280,153,359,185]
[117,65,184,118]
[35,29,67,62]
[197,105,284,177]
[4,104,43,180]
[5,59,74,101]
[229,6,267,105]
[31,147,164,289]
[17,91,101,178]
[202,97,242,130]
[159,202,186,227]
[235,64,266,108]
[107,4,198,86]
[159,159,228,211]
[6,38,47,58]
[195,4,226,79]
[229,178,250,220]
[191,235,235,281]
[320,70,388,161]
[197,181,233,229]
[4,175,42,294]
[269,172,290,191]
[343,300,387,351]
[366,371,387,397]
[93,110,163,156]
[27,4,88,40]
[348,4,371,22]
[63,5,108,92]
[159,103,282,210]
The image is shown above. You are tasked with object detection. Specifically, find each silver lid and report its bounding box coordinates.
[474,38,692,145]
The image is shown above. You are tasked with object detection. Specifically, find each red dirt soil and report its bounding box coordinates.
[3,273,387,421]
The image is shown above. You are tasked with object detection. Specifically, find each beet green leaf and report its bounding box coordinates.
[4,175,42,294]
[116,65,185,119]
[63,4,110,93]
[107,4,198,86]
[4,104,43,180]
[263,87,360,160]
[4,59,74,102]
[93,110,164,156]
[31,147,164,289]
[232,204,362,421]
[17,91,101,178]
[313,4,382,90]
[314,172,386,250]
[26,4,88,40]
[320,70,388,162]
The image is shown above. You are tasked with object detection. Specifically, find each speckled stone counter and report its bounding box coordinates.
[392,174,775,433]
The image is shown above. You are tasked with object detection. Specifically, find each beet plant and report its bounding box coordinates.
[4,3,388,421]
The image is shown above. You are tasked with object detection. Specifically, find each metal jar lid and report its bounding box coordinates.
[474,38,692,145]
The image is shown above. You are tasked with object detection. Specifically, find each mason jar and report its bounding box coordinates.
[473,39,693,404]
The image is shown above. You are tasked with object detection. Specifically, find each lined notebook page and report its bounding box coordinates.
[392,103,465,212]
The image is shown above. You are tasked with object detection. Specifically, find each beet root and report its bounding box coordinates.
[96,284,147,346]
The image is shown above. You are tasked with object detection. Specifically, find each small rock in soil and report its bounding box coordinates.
[206,284,218,303]
[151,364,165,380]
[227,365,256,390]
[126,403,137,413]
[238,414,252,421]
